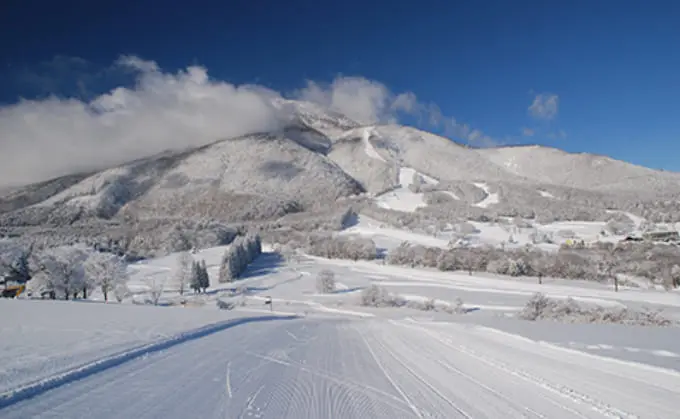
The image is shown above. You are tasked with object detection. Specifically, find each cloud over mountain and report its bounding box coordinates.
[0,55,497,189]
[528,93,559,120]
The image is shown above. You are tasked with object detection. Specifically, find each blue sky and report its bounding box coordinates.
[1,0,679,173]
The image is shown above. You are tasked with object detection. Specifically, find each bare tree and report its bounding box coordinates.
[174,252,193,296]
[598,248,620,292]
[144,276,165,305]
[531,256,551,285]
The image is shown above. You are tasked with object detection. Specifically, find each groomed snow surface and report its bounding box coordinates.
[375,167,437,213]
[2,236,680,417]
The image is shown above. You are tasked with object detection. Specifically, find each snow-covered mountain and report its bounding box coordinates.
[478,145,680,195]
[2,99,680,231]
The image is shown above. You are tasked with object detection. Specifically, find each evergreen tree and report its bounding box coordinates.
[190,261,201,292]
[218,249,235,283]
[199,260,210,291]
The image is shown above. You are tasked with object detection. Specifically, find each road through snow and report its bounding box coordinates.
[2,316,678,419]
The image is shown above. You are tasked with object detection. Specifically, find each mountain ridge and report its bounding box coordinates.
[2,100,679,239]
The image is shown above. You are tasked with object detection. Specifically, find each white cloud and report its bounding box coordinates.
[295,77,396,124]
[521,127,535,137]
[0,56,500,188]
[0,57,286,188]
[528,93,559,120]
[295,79,498,146]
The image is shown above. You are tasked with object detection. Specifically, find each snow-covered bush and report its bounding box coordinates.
[216,298,236,310]
[304,235,377,261]
[486,257,524,276]
[113,282,129,303]
[359,285,402,307]
[315,269,336,293]
[358,285,465,314]
[529,229,554,244]
[520,293,673,326]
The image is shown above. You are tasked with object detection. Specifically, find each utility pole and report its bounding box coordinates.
[264,296,273,312]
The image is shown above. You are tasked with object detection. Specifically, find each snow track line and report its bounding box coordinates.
[0,314,298,410]
[226,361,233,399]
[429,353,546,418]
[366,330,474,419]
[357,330,424,418]
[245,350,413,415]
[402,322,638,419]
[400,324,584,419]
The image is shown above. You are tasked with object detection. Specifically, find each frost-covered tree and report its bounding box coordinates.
[25,269,54,299]
[316,269,336,293]
[174,252,193,296]
[458,248,488,275]
[38,246,90,300]
[84,252,128,302]
[144,276,165,305]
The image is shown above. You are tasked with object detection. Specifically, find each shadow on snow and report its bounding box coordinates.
[0,314,299,409]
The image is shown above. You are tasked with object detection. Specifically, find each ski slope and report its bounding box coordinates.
[472,182,500,208]
[3,235,680,418]
[2,312,679,419]
[375,167,437,213]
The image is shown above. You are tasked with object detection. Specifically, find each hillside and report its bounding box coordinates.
[478,145,680,196]
[0,132,363,227]
[2,99,680,256]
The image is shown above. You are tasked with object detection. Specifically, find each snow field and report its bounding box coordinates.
[0,299,264,395]
[471,182,499,208]
[4,227,680,417]
[3,309,680,418]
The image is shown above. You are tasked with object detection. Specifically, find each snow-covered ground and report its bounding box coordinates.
[2,299,678,418]
[362,127,386,162]
[375,167,437,213]
[0,299,245,395]
[3,235,680,417]
[472,182,500,208]
[340,213,619,253]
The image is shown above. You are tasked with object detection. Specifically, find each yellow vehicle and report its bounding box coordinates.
[1,284,25,298]
[1,276,26,298]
